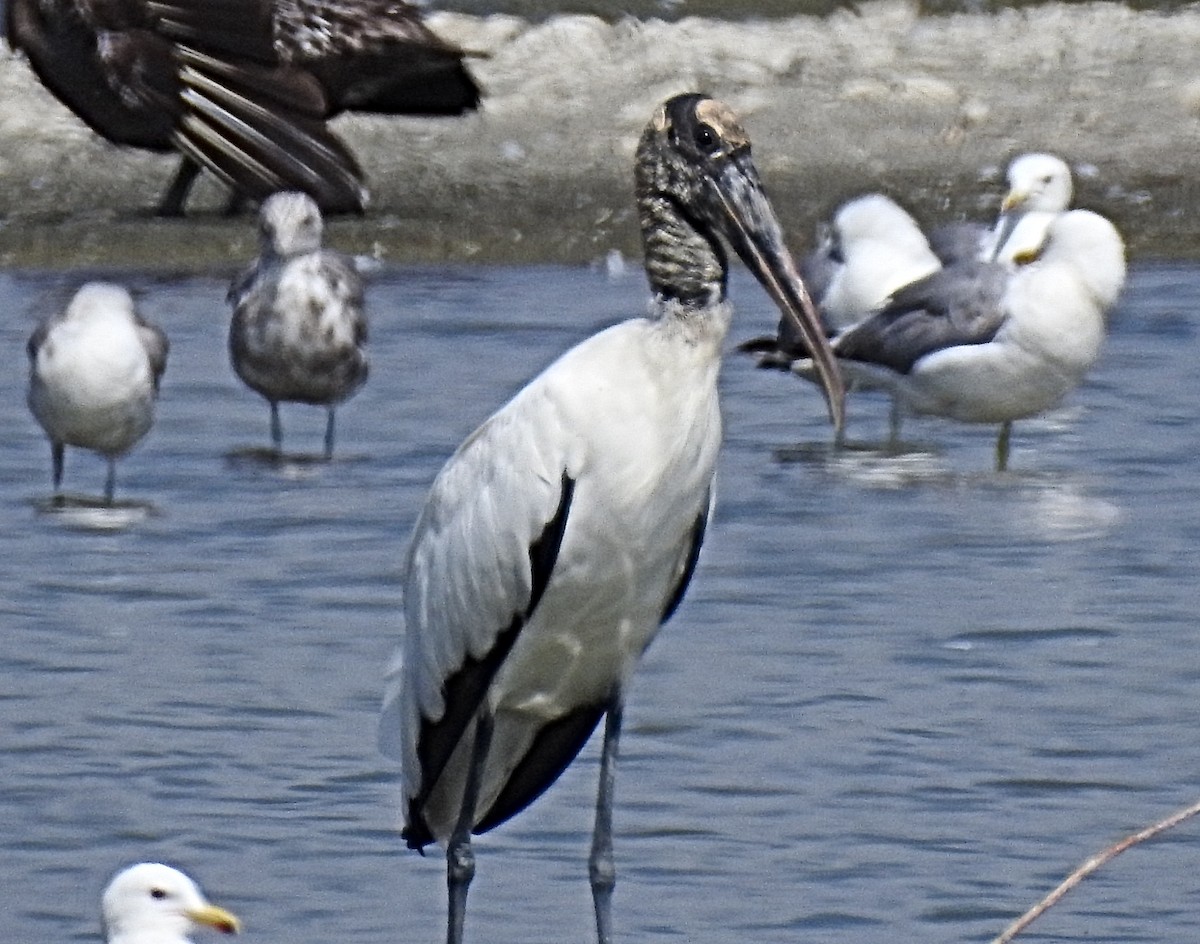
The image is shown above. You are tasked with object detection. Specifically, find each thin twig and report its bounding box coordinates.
[992,796,1200,944]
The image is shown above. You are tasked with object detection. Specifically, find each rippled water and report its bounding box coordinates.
[2,259,1199,944]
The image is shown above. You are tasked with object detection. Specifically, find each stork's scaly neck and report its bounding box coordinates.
[638,189,728,310]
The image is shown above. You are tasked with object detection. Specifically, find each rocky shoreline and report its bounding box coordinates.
[2,2,1199,269]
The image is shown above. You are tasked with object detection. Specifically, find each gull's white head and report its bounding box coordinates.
[65,283,137,324]
[1002,153,1073,214]
[259,190,325,257]
[102,863,240,944]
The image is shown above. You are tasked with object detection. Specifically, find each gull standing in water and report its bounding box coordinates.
[102,863,239,944]
[830,208,1125,469]
[229,190,368,459]
[378,94,843,944]
[746,156,1080,445]
[27,282,169,505]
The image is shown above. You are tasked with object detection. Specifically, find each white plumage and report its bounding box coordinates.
[811,193,943,333]
[383,303,724,833]
[102,863,239,944]
[928,153,1075,268]
[26,281,168,504]
[228,190,368,458]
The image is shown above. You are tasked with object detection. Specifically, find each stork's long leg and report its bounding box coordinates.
[446,714,494,944]
[590,696,624,944]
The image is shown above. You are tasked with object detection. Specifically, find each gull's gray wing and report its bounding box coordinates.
[835,260,1010,374]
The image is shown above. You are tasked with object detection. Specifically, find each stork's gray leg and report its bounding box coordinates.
[590,697,624,944]
[995,420,1013,472]
[269,402,282,454]
[104,458,117,506]
[446,714,493,944]
[323,407,336,460]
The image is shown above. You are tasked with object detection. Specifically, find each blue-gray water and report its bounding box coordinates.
[2,260,1199,943]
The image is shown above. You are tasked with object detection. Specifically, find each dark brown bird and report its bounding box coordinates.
[5,0,481,214]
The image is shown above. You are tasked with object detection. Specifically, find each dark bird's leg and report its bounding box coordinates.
[995,420,1013,472]
[104,458,117,506]
[51,442,65,502]
[324,407,336,460]
[158,157,203,217]
[222,189,251,217]
[446,714,494,944]
[590,696,624,944]
[269,402,283,455]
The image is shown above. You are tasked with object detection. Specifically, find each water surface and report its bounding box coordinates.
[1,261,1199,943]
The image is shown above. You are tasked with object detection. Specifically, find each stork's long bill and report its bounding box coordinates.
[705,153,845,431]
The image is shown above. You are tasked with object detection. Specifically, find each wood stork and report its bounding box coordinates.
[27,282,169,504]
[228,191,368,459]
[5,0,481,214]
[102,863,240,944]
[831,208,1124,469]
[378,93,844,944]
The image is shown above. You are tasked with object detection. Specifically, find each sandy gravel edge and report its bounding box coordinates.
[2,2,1199,269]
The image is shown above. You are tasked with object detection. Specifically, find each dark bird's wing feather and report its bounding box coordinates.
[279,0,483,115]
[175,50,365,211]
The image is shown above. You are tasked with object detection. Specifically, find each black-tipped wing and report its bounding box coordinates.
[379,390,581,847]
[660,490,711,626]
[136,319,170,392]
[397,469,576,848]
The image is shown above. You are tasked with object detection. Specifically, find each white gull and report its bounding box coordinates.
[27,282,168,504]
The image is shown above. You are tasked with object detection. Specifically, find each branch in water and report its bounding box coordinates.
[992,796,1200,944]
